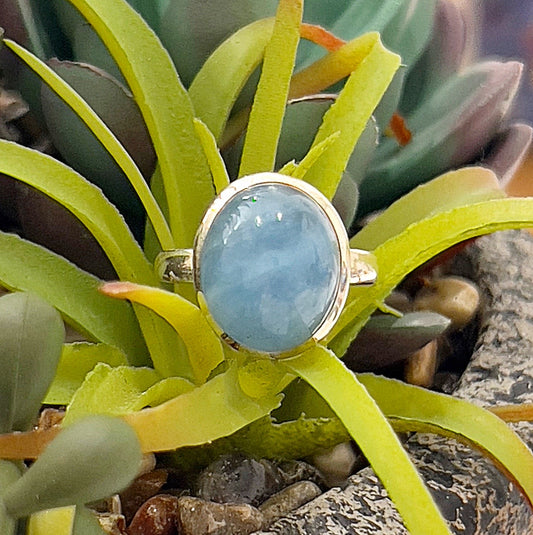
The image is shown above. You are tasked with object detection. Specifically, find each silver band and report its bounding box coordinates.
[156,248,377,286]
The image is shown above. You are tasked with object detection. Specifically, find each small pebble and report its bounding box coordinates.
[96,512,127,535]
[311,442,357,487]
[138,453,158,476]
[259,481,322,526]
[91,494,122,514]
[405,339,439,388]
[37,408,65,430]
[277,460,324,488]
[120,469,168,522]
[196,454,284,506]
[414,276,480,329]
[177,496,264,535]
[127,494,180,535]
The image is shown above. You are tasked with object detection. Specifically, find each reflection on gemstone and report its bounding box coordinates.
[199,183,341,353]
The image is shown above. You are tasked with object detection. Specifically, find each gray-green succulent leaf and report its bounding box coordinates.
[358,60,524,215]
[0,292,64,433]
[2,416,142,518]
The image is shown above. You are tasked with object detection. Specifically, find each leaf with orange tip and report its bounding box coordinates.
[289,32,389,100]
[301,33,400,198]
[100,282,224,384]
[299,23,345,52]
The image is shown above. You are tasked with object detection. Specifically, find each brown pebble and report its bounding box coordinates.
[37,408,65,430]
[120,469,168,523]
[414,276,480,329]
[178,496,264,535]
[127,494,179,535]
[259,481,321,526]
[405,339,439,387]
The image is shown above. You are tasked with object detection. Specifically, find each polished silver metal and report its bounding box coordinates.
[155,173,377,352]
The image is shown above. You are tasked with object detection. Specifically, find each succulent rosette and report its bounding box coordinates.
[0,2,532,534]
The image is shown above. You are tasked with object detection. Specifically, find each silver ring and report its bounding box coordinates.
[156,173,377,355]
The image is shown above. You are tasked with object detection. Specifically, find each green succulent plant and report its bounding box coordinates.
[0,1,532,534]
[0,292,142,534]
[0,0,530,258]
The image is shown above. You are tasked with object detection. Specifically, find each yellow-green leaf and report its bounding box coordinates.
[0,232,147,366]
[43,343,129,405]
[359,374,533,507]
[0,141,179,372]
[189,18,275,142]
[67,0,215,247]
[352,167,505,251]
[4,38,173,251]
[283,346,452,535]
[302,33,400,198]
[64,364,194,424]
[27,506,76,535]
[330,197,533,355]
[238,0,303,177]
[101,282,224,384]
[289,31,381,99]
[193,119,230,194]
[124,366,283,453]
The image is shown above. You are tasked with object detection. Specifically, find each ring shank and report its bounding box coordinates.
[155,248,377,286]
[155,249,194,283]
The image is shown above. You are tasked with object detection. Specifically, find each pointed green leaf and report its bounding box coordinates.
[101,282,224,384]
[381,0,437,68]
[0,232,148,366]
[66,0,215,247]
[0,293,64,433]
[303,33,400,198]
[0,140,153,283]
[159,0,277,87]
[4,38,173,250]
[352,167,505,250]
[330,197,533,355]
[345,311,450,371]
[239,0,303,177]
[64,364,194,424]
[193,119,230,194]
[0,141,181,370]
[283,346,452,535]
[124,366,283,452]
[9,0,51,59]
[42,59,156,217]
[331,0,406,42]
[299,0,405,67]
[358,374,533,506]
[189,18,275,142]
[2,416,142,518]
[362,61,522,214]
[44,343,130,405]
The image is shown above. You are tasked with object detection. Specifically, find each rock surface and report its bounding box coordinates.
[254,230,533,534]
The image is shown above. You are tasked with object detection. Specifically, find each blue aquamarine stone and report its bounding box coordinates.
[198,182,341,353]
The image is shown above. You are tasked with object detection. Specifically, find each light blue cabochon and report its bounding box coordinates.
[199,183,341,353]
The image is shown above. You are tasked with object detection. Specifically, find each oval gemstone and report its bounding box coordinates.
[198,182,341,353]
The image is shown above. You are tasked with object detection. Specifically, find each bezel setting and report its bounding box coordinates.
[193,173,352,355]
[155,172,377,356]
